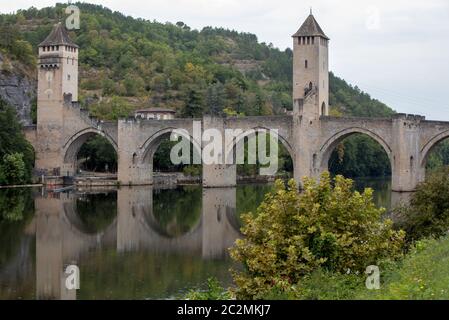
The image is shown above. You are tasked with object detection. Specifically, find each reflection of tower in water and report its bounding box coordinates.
[34,186,242,299]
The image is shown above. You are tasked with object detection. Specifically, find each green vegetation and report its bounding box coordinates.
[0,98,34,185]
[0,24,35,67]
[185,278,232,300]
[0,2,411,178]
[1,3,447,178]
[186,169,449,300]
[427,141,449,171]
[78,135,117,173]
[360,237,449,300]
[229,173,404,299]
[394,166,449,244]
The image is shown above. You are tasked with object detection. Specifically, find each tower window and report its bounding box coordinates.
[68,75,71,81]
[307,37,310,45]
[305,60,308,68]
[309,82,313,90]
[312,37,315,45]
[322,102,326,115]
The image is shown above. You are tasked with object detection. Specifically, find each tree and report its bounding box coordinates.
[230,172,405,299]
[205,83,225,115]
[0,99,34,185]
[182,86,203,118]
[0,153,27,185]
[77,136,117,173]
[394,166,449,243]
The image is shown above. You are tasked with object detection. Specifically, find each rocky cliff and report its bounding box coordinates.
[0,52,36,125]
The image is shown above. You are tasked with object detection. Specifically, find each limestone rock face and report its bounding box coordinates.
[0,52,36,125]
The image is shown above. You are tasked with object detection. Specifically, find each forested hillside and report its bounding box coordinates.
[0,2,447,179]
[0,3,393,119]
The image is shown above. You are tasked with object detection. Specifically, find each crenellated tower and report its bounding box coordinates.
[36,22,79,174]
[292,12,329,117]
[292,13,330,185]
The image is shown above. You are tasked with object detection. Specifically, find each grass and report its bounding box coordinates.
[358,236,449,300]
[185,235,449,300]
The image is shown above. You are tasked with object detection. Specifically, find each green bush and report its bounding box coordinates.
[183,165,202,177]
[0,100,34,185]
[358,236,449,300]
[0,153,27,185]
[394,166,449,243]
[185,278,232,300]
[230,172,405,300]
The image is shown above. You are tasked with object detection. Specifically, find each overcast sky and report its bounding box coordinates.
[1,0,449,120]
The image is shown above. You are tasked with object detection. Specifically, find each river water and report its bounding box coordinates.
[0,178,397,300]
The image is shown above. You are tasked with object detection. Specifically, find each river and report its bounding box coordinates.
[0,177,398,300]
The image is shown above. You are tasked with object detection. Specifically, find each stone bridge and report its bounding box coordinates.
[25,99,449,192]
[25,17,449,192]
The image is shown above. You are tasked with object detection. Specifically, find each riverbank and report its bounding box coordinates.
[0,184,42,189]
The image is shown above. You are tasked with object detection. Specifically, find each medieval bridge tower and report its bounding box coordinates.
[27,16,449,192]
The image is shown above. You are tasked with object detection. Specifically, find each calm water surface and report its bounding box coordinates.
[0,178,394,300]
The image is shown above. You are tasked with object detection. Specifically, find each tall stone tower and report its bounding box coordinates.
[292,13,329,117]
[36,23,79,174]
[292,13,330,186]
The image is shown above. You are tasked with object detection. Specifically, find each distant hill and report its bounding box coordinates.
[0,2,395,122]
[6,2,433,178]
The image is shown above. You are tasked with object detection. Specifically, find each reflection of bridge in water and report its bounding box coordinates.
[34,187,241,300]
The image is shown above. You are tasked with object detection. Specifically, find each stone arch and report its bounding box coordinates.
[142,201,203,239]
[420,129,449,168]
[62,128,118,176]
[62,198,117,238]
[224,126,295,172]
[140,127,202,165]
[319,127,393,171]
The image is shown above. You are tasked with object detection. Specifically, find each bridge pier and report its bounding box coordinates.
[117,119,152,186]
[293,98,323,188]
[202,116,237,188]
[391,114,426,192]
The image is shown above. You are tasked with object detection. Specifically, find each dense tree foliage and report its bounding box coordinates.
[77,135,117,173]
[0,98,34,185]
[230,173,405,299]
[394,166,449,243]
[1,3,447,178]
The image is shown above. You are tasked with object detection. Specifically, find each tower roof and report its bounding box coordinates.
[39,22,78,48]
[293,14,329,40]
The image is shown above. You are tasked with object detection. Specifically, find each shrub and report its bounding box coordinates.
[0,153,27,185]
[185,278,232,300]
[230,172,405,299]
[394,166,449,243]
[358,236,449,300]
